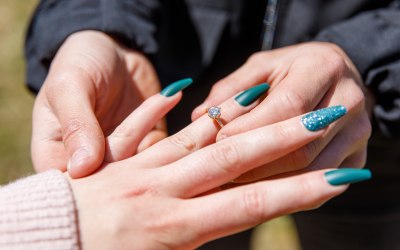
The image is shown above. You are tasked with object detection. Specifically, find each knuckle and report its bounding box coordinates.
[324,51,346,77]
[353,87,366,112]
[278,89,309,115]
[273,124,294,145]
[168,131,198,153]
[290,141,319,169]
[242,187,267,222]
[112,123,134,139]
[360,115,372,141]
[210,81,224,94]
[62,118,86,143]
[358,149,368,168]
[45,73,70,97]
[347,113,372,145]
[211,78,240,96]
[212,142,241,174]
[45,69,92,103]
[356,115,372,142]
[342,84,366,113]
[247,51,266,65]
[295,177,315,204]
[48,70,85,89]
[340,151,368,169]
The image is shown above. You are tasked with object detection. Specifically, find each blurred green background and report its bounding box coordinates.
[0,1,37,184]
[0,1,300,249]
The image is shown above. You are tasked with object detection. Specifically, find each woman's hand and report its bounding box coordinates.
[67,85,370,249]
[192,42,373,182]
[32,30,164,178]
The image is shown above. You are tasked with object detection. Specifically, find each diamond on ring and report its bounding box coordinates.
[207,106,221,119]
[207,106,223,127]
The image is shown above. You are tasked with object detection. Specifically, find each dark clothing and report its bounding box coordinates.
[25,0,400,138]
[25,1,400,249]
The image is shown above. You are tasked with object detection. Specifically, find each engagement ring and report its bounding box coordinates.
[207,106,224,128]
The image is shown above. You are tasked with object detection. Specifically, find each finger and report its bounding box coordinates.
[339,149,368,169]
[302,78,369,170]
[136,84,270,167]
[180,169,360,248]
[31,91,68,172]
[235,96,370,182]
[216,56,339,140]
[124,49,162,99]
[105,93,181,162]
[306,113,371,171]
[160,106,347,197]
[137,129,168,153]
[44,67,105,179]
[191,54,277,121]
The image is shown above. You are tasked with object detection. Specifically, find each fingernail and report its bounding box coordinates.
[68,148,90,171]
[301,105,347,131]
[325,168,372,186]
[160,78,193,97]
[234,83,270,106]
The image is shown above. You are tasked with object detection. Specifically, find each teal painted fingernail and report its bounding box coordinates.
[325,168,372,186]
[235,83,270,106]
[301,105,347,131]
[160,78,193,97]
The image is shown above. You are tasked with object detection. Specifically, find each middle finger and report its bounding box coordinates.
[161,105,347,198]
[136,83,270,167]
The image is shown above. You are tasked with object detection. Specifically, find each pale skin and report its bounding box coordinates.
[68,90,349,250]
[192,42,373,182]
[32,30,165,178]
[31,33,361,248]
[32,31,372,183]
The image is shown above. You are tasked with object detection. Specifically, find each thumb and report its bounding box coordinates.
[63,110,104,178]
[46,74,105,179]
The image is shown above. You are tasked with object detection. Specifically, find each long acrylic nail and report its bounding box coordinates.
[160,78,193,97]
[325,168,372,186]
[235,83,270,106]
[301,105,347,131]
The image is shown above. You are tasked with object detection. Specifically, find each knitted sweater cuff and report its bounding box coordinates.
[0,170,79,250]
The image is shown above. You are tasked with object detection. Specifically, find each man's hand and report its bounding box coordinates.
[192,42,373,182]
[32,30,164,178]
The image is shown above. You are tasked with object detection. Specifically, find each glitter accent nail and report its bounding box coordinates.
[301,105,347,131]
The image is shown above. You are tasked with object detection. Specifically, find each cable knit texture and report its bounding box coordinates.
[0,170,79,250]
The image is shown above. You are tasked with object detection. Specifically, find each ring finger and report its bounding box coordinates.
[136,83,270,167]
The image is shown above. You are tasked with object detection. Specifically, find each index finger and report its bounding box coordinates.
[160,105,347,198]
[136,83,270,167]
[181,169,352,247]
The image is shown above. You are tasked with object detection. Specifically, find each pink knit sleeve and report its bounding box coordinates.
[0,170,79,250]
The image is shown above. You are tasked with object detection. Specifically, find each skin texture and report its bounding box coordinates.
[31,31,164,178]
[192,42,373,182]
[67,90,349,250]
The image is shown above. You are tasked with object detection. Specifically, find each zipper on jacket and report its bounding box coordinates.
[261,0,279,50]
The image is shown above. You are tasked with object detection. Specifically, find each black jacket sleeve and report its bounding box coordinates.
[25,0,161,93]
[315,2,400,138]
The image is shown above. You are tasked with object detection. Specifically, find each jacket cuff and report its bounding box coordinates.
[0,170,79,250]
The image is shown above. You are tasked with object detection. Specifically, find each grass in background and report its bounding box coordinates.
[0,1,38,184]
